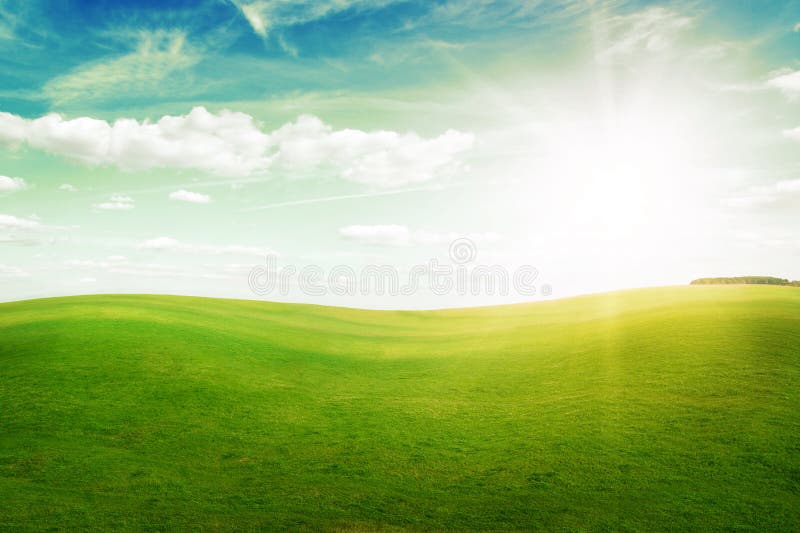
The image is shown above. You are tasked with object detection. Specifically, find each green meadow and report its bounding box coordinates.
[0,286,798,530]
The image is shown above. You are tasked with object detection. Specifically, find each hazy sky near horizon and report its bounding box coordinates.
[1,0,799,308]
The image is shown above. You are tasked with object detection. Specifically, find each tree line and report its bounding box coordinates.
[691,276,800,286]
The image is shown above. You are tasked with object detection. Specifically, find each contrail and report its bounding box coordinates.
[240,183,461,211]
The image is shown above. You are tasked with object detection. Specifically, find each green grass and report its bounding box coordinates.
[1,286,799,531]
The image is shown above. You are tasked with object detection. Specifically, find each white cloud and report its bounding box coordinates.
[0,214,70,246]
[339,224,501,247]
[721,195,775,209]
[94,194,134,210]
[340,224,412,246]
[269,114,473,186]
[0,111,26,144]
[722,178,800,209]
[234,1,268,36]
[0,214,41,230]
[0,175,26,192]
[42,30,199,106]
[776,179,800,193]
[0,214,67,248]
[169,189,211,203]
[65,259,113,269]
[794,22,800,32]
[0,264,29,278]
[767,69,800,94]
[596,7,692,62]
[59,183,78,192]
[61,256,233,281]
[0,107,271,177]
[230,0,398,38]
[107,264,232,280]
[784,127,800,141]
[0,2,26,42]
[0,19,13,42]
[0,107,472,186]
[139,236,275,257]
[94,201,134,210]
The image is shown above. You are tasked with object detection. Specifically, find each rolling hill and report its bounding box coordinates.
[1,286,799,530]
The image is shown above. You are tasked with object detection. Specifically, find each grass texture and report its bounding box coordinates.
[1,286,798,530]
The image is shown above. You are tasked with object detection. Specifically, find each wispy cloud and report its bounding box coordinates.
[722,178,800,209]
[340,224,501,247]
[65,258,125,270]
[63,256,232,280]
[241,182,456,211]
[229,0,400,38]
[0,14,13,41]
[42,30,199,106]
[767,69,800,94]
[595,7,693,62]
[0,264,29,278]
[0,0,28,42]
[230,0,269,37]
[139,236,275,257]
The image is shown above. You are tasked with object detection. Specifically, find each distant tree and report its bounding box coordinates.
[691,276,798,286]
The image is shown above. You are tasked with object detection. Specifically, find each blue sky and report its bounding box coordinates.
[1,0,800,307]
[3,0,795,118]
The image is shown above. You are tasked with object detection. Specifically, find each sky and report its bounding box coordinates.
[1,0,799,308]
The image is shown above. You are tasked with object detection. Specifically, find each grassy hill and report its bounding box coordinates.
[1,286,799,531]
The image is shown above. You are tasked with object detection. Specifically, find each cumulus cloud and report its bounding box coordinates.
[0,214,67,247]
[0,175,26,192]
[0,111,26,145]
[169,189,211,203]
[270,114,473,186]
[0,107,473,186]
[59,183,78,192]
[0,214,42,230]
[0,107,271,177]
[767,69,800,94]
[139,236,275,257]
[339,224,500,247]
[94,194,134,210]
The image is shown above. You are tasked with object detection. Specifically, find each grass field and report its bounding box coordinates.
[1,286,799,530]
